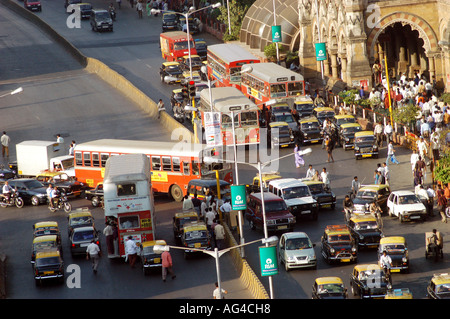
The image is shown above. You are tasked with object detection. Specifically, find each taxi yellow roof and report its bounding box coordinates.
[432,273,450,285]
[335,114,355,119]
[183,54,201,59]
[340,123,361,128]
[355,131,374,137]
[34,221,59,228]
[141,240,167,248]
[69,211,93,218]
[163,61,180,66]
[299,117,319,123]
[184,222,207,232]
[354,264,382,271]
[315,277,343,285]
[175,211,198,218]
[325,224,350,235]
[380,236,406,245]
[359,184,389,191]
[33,235,58,243]
[269,121,289,128]
[350,215,377,222]
[314,107,334,112]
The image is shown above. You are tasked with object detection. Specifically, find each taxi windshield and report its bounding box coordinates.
[301,122,320,130]
[437,284,450,296]
[354,220,378,230]
[282,186,310,199]
[34,241,56,250]
[329,234,351,242]
[274,114,294,123]
[355,136,375,143]
[342,126,361,134]
[382,244,406,253]
[142,245,158,255]
[356,190,377,198]
[318,111,335,118]
[318,283,345,294]
[285,238,312,250]
[179,216,198,226]
[307,183,324,194]
[166,65,181,71]
[359,269,384,281]
[35,227,58,236]
[36,256,60,266]
[185,229,207,241]
[337,118,356,125]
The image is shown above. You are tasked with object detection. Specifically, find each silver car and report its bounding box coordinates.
[278,232,316,271]
[69,226,100,256]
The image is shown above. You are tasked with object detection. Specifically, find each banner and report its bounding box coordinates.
[271,25,282,43]
[204,112,222,147]
[259,246,278,276]
[315,42,327,61]
[230,185,247,210]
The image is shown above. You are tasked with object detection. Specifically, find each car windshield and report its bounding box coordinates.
[274,114,294,123]
[355,136,375,143]
[174,41,195,51]
[23,180,44,189]
[382,244,406,253]
[328,234,351,242]
[185,230,207,240]
[35,227,59,237]
[337,118,356,125]
[307,183,324,194]
[285,237,312,250]
[356,190,377,198]
[296,103,313,110]
[354,221,378,230]
[179,216,198,227]
[96,12,110,19]
[318,283,345,294]
[167,65,181,71]
[301,122,320,130]
[142,245,158,255]
[196,43,206,50]
[342,126,361,134]
[398,194,421,204]
[273,105,290,113]
[73,230,94,242]
[80,4,91,9]
[265,201,288,212]
[163,15,176,21]
[436,284,450,296]
[318,111,335,118]
[70,216,93,227]
[282,186,310,199]
[34,241,57,251]
[36,256,60,266]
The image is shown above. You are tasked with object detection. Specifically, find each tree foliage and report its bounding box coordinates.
[216,1,251,41]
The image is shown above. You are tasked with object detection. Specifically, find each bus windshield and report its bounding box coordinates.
[288,82,303,95]
[240,111,258,126]
[174,41,195,51]
[270,83,287,98]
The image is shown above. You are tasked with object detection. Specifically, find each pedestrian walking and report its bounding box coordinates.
[321,167,330,189]
[157,99,165,118]
[86,240,101,274]
[325,136,335,163]
[386,140,400,166]
[103,222,115,256]
[437,184,447,223]
[161,250,176,282]
[213,281,227,299]
[136,0,143,18]
[374,122,383,148]
[116,0,121,8]
[382,162,390,185]
[294,143,304,168]
[384,122,393,147]
[214,220,225,250]
[182,194,194,210]
[1,131,10,157]
[125,236,138,268]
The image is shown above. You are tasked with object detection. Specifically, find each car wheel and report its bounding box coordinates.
[285,262,289,272]
[31,196,40,206]
[91,196,100,207]
[351,283,357,296]
[388,207,393,217]
[249,220,256,230]
[399,214,404,223]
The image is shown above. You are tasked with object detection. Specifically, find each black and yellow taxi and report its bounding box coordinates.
[33,221,62,244]
[181,54,203,71]
[35,171,85,197]
[293,96,314,119]
[427,273,450,299]
[385,288,413,299]
[312,277,348,299]
[181,221,211,259]
[31,234,62,264]
[194,39,207,60]
[313,106,335,126]
[334,114,356,128]
[320,225,358,264]
[187,178,231,201]
[338,122,362,150]
[173,211,199,243]
[378,236,409,273]
[161,11,178,32]
[246,172,282,194]
[268,121,295,149]
[347,214,384,249]
[354,131,379,159]
[33,249,64,286]
[352,184,391,214]
[350,264,390,299]
[140,239,167,275]
[84,182,103,207]
[302,180,336,210]
[159,61,183,84]
[298,117,323,145]
[67,208,95,236]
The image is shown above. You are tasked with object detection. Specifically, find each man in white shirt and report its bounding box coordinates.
[125,236,138,268]
[214,220,225,250]
[1,131,10,157]
[417,136,428,160]
[86,240,101,273]
[374,122,384,147]
[384,122,393,146]
[320,168,330,188]
[2,181,12,203]
[306,165,316,179]
[410,150,420,175]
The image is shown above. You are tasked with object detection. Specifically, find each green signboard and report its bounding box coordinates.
[315,42,327,61]
[271,25,282,43]
[230,185,247,210]
[259,246,278,276]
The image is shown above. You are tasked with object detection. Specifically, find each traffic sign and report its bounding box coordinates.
[259,245,278,276]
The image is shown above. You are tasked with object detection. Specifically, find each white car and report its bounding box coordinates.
[387,190,427,222]
[278,232,316,271]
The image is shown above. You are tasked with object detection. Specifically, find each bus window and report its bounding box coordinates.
[183,162,190,175]
[162,157,172,171]
[288,82,303,96]
[101,153,109,167]
[152,156,161,171]
[270,83,287,97]
[222,114,232,128]
[192,160,199,175]
[92,153,100,167]
[173,157,181,172]
[75,152,82,166]
[230,67,241,82]
[117,183,136,196]
[119,215,139,229]
[241,111,258,126]
[83,152,91,166]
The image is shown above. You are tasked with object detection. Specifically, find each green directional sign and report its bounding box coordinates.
[259,245,278,276]
[315,42,327,61]
[271,25,282,43]
[230,185,247,210]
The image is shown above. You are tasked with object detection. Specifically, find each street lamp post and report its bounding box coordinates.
[0,87,23,98]
[154,235,278,299]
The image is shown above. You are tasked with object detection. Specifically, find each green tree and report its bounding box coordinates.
[216,1,251,41]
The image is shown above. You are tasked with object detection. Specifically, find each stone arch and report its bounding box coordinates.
[367,12,439,58]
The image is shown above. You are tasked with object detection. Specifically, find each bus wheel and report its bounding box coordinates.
[170,185,183,202]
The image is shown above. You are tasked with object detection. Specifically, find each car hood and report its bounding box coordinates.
[28,188,47,195]
[397,203,426,211]
[355,143,375,148]
[302,128,321,134]
[284,247,315,259]
[353,197,373,206]
[355,229,382,236]
[266,211,294,220]
[284,197,315,206]
[329,242,353,250]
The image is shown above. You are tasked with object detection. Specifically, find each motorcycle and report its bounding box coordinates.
[109,7,116,21]
[0,190,24,208]
[174,109,185,123]
[48,194,72,213]
[383,266,393,290]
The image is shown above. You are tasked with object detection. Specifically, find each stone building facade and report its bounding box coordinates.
[239,0,450,93]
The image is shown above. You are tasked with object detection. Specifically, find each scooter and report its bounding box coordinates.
[174,109,185,123]
[109,7,116,21]
[48,194,72,213]
[0,190,24,208]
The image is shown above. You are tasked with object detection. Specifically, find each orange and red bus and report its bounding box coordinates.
[103,154,155,258]
[206,43,260,90]
[198,87,260,146]
[160,31,197,62]
[240,62,305,108]
[73,139,233,202]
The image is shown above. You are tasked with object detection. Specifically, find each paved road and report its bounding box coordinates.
[0,4,251,299]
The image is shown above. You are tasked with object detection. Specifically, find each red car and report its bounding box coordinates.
[24,0,42,11]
